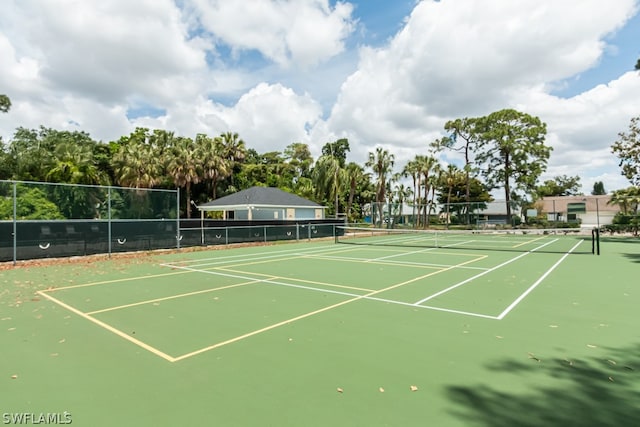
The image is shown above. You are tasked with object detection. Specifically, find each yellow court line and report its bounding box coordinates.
[43,269,196,292]
[173,254,485,362]
[37,290,177,363]
[215,267,376,293]
[85,278,272,315]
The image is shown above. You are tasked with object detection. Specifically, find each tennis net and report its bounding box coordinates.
[335,226,599,254]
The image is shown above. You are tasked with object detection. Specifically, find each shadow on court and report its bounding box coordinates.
[446,342,640,427]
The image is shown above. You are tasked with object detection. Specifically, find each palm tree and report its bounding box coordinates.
[402,159,420,227]
[201,135,230,200]
[365,147,395,227]
[166,136,202,219]
[441,164,462,228]
[314,154,346,217]
[416,155,438,227]
[608,187,640,214]
[113,139,162,189]
[47,140,106,186]
[393,182,413,225]
[220,131,247,191]
[345,162,368,221]
[426,163,443,226]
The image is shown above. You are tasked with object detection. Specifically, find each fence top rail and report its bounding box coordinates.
[180,223,339,231]
[0,179,178,193]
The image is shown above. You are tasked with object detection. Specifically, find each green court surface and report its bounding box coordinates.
[1,233,639,426]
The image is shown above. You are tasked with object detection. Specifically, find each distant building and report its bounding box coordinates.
[539,195,618,227]
[196,186,326,220]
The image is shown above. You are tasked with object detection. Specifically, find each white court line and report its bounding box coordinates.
[161,245,360,269]
[361,295,499,319]
[496,240,583,319]
[167,264,366,299]
[163,243,352,266]
[412,238,560,305]
[301,253,489,271]
[167,259,496,319]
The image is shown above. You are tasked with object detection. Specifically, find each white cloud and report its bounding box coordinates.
[326,0,640,191]
[1,0,639,195]
[0,0,207,104]
[188,0,355,68]
[129,83,324,154]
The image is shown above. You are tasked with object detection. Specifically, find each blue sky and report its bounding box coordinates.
[1,0,639,194]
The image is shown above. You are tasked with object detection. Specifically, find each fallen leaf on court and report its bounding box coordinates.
[7,327,16,331]
[495,335,503,339]
[58,338,66,343]
[11,374,17,379]
[410,385,418,392]
[1,317,12,321]
[549,324,558,328]
[587,344,597,348]
[379,387,385,393]
[337,388,343,393]
[527,352,540,362]
[608,376,614,382]
[50,353,58,357]
[607,359,617,365]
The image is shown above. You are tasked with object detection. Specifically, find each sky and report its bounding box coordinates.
[1,0,639,195]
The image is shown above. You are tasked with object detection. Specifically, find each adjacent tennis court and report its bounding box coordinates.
[2,229,638,426]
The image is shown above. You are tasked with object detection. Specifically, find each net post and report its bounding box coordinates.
[596,227,600,255]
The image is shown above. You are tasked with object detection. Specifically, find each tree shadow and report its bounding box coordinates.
[622,253,640,263]
[447,343,640,427]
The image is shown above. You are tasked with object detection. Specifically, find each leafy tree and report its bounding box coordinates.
[435,172,492,224]
[636,57,640,71]
[6,127,58,181]
[0,185,64,220]
[0,94,10,113]
[442,118,483,208]
[591,181,606,195]
[536,175,581,197]
[284,142,314,183]
[365,147,395,227]
[475,109,551,219]
[611,116,640,186]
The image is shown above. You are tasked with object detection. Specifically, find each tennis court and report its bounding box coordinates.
[2,229,639,426]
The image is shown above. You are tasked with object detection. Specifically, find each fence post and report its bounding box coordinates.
[12,181,17,266]
[176,188,181,250]
[108,187,112,258]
